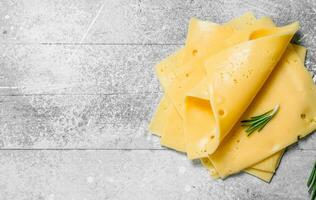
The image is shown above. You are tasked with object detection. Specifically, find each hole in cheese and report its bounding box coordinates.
[192,49,198,56]
[218,109,225,116]
[300,113,306,119]
[210,135,215,140]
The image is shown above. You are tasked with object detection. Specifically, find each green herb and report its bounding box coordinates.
[241,105,279,136]
[308,161,316,200]
[292,33,303,45]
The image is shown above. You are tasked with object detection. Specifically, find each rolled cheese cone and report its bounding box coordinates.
[209,44,316,178]
[203,22,299,155]
[199,44,307,181]
[153,13,259,151]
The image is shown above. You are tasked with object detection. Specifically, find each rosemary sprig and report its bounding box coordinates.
[292,33,303,45]
[308,161,316,200]
[241,105,279,136]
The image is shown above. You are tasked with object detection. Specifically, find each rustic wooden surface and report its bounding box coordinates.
[0,0,315,199]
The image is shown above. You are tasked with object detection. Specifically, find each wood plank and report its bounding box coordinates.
[299,132,316,150]
[0,149,313,200]
[0,92,313,149]
[0,43,314,96]
[1,0,315,46]
[0,93,163,149]
[0,0,105,43]
[0,44,179,95]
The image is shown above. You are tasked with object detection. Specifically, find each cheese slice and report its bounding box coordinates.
[158,13,258,151]
[151,13,259,137]
[162,17,277,154]
[166,17,276,117]
[200,44,307,180]
[244,168,274,182]
[183,22,298,159]
[201,145,283,179]
[149,95,170,136]
[152,15,282,157]
[160,104,186,152]
[250,150,284,172]
[202,154,275,182]
[209,44,316,178]
[149,12,312,182]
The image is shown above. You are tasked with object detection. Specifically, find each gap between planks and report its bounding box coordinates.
[0,148,314,151]
[0,42,184,46]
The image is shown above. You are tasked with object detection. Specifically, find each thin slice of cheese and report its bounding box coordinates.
[244,168,274,183]
[158,16,279,155]
[159,14,258,151]
[250,150,284,172]
[209,44,316,178]
[203,22,299,156]
[149,96,170,136]
[151,13,258,138]
[166,17,275,117]
[162,18,276,155]
[202,154,274,182]
[183,22,298,159]
[201,150,280,181]
[160,104,186,152]
[200,44,307,180]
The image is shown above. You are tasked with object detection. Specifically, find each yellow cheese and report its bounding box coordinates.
[203,22,299,156]
[201,157,220,178]
[183,22,298,159]
[166,17,274,117]
[149,13,256,139]
[209,44,316,178]
[164,18,276,155]
[200,44,307,180]
[155,15,282,156]
[150,12,311,182]
[149,96,170,136]
[250,150,284,172]
[293,44,307,59]
[156,48,187,91]
[184,97,216,156]
[201,151,281,181]
[158,13,258,152]
[160,104,186,152]
[244,168,274,182]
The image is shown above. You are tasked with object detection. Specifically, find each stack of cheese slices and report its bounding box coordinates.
[149,12,316,182]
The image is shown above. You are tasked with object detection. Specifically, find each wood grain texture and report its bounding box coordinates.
[0,93,163,149]
[0,148,314,200]
[0,0,315,199]
[0,44,179,95]
[0,93,313,149]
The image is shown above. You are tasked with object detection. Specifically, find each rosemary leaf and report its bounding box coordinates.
[308,161,316,200]
[241,105,279,136]
[308,162,316,186]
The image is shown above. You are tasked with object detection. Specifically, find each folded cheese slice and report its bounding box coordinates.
[165,17,276,118]
[201,150,284,182]
[150,17,289,181]
[199,44,307,181]
[203,22,299,156]
[209,44,316,178]
[157,13,260,152]
[161,17,277,153]
[244,168,274,182]
[184,22,299,159]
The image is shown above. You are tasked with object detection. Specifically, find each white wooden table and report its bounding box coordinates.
[0,0,315,199]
